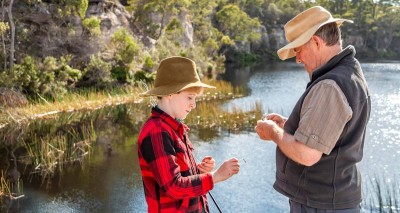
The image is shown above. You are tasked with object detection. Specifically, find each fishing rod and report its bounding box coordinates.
[208,191,223,213]
[193,155,223,213]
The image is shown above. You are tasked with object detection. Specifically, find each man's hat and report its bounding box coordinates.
[277,6,353,60]
[139,56,215,97]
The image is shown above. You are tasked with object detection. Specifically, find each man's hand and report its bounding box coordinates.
[255,119,279,141]
[264,113,286,128]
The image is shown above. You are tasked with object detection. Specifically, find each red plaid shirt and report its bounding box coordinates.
[138,107,214,213]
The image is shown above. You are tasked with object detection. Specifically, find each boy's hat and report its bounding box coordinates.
[277,6,353,60]
[140,56,215,97]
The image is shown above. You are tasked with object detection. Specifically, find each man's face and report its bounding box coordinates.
[294,36,322,74]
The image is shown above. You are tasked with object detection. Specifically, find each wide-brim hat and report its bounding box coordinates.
[277,6,353,60]
[139,56,215,97]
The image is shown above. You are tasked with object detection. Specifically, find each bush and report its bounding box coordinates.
[111,65,132,83]
[143,55,154,71]
[82,55,112,88]
[133,70,155,84]
[82,16,101,36]
[111,28,139,65]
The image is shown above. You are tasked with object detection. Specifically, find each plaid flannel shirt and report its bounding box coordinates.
[138,107,214,213]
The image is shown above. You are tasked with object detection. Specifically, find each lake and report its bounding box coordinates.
[6,62,400,213]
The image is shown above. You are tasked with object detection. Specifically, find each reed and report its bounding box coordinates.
[186,100,263,132]
[0,171,23,201]
[23,123,95,180]
[0,86,141,129]
[363,175,400,212]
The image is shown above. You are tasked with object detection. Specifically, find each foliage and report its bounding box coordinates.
[215,4,262,43]
[128,0,190,39]
[82,54,112,88]
[143,55,154,71]
[165,18,183,32]
[0,55,82,99]
[133,70,155,83]
[111,66,132,83]
[110,28,139,65]
[82,16,101,36]
[58,0,89,18]
[0,22,9,35]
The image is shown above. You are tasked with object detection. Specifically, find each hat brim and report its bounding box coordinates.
[277,18,353,60]
[139,82,215,97]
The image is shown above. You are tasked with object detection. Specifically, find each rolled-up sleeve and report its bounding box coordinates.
[294,79,352,155]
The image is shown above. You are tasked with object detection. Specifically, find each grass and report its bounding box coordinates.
[186,100,263,132]
[0,86,142,129]
[363,175,400,212]
[0,171,23,202]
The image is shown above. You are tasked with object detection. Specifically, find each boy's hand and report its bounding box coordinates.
[198,156,215,173]
[212,158,240,183]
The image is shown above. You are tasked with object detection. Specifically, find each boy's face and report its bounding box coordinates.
[169,90,198,120]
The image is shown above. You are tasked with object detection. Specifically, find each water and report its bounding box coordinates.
[6,62,400,213]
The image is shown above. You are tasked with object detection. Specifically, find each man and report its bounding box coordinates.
[255,6,371,212]
[138,56,240,213]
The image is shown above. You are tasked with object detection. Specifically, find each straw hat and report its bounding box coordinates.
[277,6,353,60]
[139,56,215,97]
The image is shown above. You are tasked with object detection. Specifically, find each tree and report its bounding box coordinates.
[215,4,262,43]
[128,0,191,40]
[3,0,15,70]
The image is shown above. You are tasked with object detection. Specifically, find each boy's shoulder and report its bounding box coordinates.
[139,116,173,136]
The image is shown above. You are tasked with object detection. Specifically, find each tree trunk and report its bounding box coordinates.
[6,0,14,69]
[1,0,7,71]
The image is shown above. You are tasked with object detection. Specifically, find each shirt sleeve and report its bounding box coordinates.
[139,127,213,199]
[294,79,353,155]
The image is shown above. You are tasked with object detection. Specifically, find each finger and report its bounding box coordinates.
[198,167,207,173]
[205,158,215,164]
[257,120,265,125]
[202,156,213,161]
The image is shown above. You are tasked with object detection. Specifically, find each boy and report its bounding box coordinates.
[138,56,240,213]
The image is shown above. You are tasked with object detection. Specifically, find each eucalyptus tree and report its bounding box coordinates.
[215,4,262,51]
[1,0,15,70]
[127,0,191,40]
[372,4,400,53]
[0,21,9,72]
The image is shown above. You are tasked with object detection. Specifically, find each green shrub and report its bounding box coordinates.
[165,18,183,32]
[82,16,101,36]
[111,66,132,83]
[143,55,154,71]
[133,70,155,84]
[111,28,139,65]
[82,55,112,88]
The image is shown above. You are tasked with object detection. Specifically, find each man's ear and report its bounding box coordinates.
[311,35,320,48]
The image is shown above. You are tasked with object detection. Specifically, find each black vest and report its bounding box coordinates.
[274,46,371,209]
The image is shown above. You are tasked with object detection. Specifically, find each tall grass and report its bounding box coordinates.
[0,171,23,201]
[0,86,141,129]
[363,175,400,212]
[186,100,263,132]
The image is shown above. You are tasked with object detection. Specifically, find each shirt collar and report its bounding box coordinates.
[309,45,355,86]
[151,106,189,137]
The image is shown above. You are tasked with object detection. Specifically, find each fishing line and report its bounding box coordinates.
[208,191,222,213]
